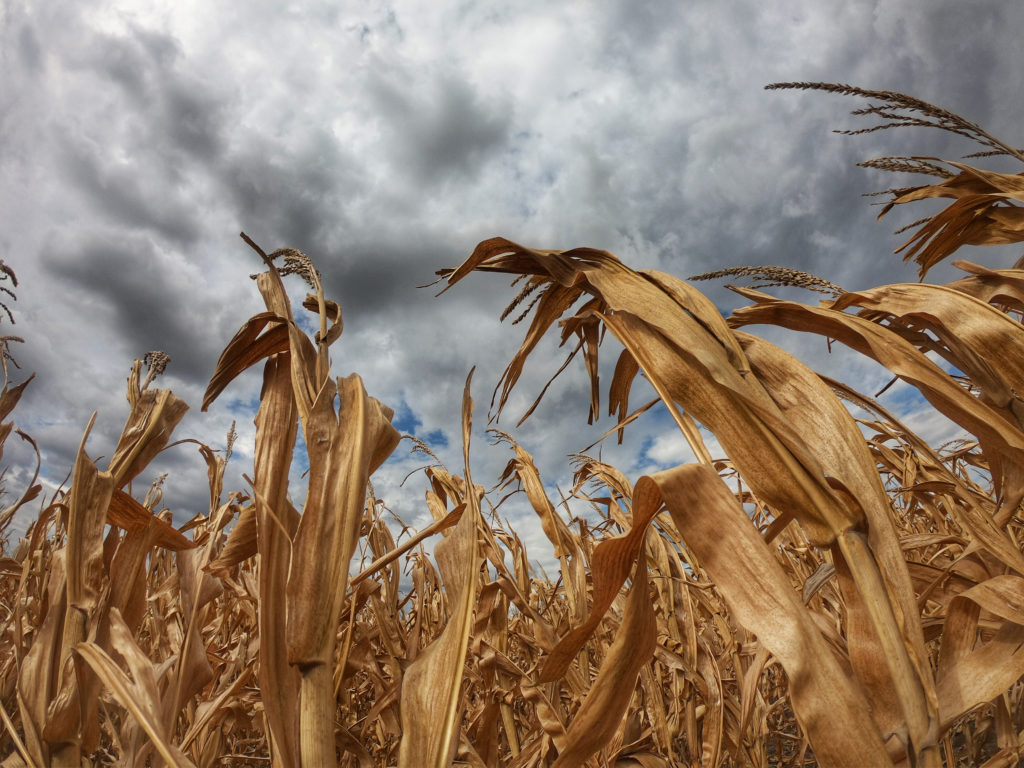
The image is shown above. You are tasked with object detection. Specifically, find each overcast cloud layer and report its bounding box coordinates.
[3,0,1023,562]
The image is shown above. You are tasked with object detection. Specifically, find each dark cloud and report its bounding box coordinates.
[16,22,43,74]
[366,63,513,186]
[218,128,364,256]
[40,232,227,383]
[56,136,204,245]
[75,23,182,106]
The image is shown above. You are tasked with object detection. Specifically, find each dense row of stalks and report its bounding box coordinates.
[4,84,1024,767]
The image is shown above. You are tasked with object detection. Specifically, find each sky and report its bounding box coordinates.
[2,0,1023,567]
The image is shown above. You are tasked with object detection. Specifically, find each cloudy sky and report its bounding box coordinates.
[3,0,1023,564]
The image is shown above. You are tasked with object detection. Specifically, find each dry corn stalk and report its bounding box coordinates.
[203,236,400,767]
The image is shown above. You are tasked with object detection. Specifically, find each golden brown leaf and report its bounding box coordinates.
[651,463,896,767]
[76,609,197,768]
[399,372,481,768]
[551,561,656,768]
[201,312,289,411]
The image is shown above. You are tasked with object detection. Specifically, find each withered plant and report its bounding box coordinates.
[3,83,1024,767]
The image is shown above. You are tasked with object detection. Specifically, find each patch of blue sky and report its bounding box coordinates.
[636,434,656,463]
[391,399,422,435]
[390,399,449,448]
[877,378,930,411]
[382,402,450,468]
[633,407,710,474]
[422,429,448,449]
[292,305,319,337]
[226,395,262,416]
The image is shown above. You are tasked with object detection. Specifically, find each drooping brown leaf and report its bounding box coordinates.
[0,373,32,423]
[936,620,1024,732]
[204,502,257,576]
[250,353,302,768]
[201,312,290,411]
[879,163,1024,278]
[399,371,481,768]
[551,559,656,768]
[492,432,579,560]
[651,463,896,767]
[446,240,864,550]
[730,290,1024,524]
[41,417,117,763]
[947,260,1024,313]
[17,548,68,766]
[735,329,937,756]
[106,489,196,551]
[286,373,400,665]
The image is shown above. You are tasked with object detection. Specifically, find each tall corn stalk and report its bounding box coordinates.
[203,237,400,767]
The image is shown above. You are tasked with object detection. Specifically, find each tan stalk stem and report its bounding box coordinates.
[300,662,336,767]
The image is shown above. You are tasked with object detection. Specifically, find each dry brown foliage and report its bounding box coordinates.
[4,84,1024,767]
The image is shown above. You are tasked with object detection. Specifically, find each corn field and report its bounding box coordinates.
[4,83,1024,767]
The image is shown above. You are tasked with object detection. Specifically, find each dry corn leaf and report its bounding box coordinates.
[937,574,1024,706]
[447,240,866,547]
[40,420,117,761]
[165,546,219,731]
[286,373,399,665]
[106,489,196,551]
[179,666,254,751]
[399,372,481,768]
[250,352,302,768]
[64,418,115,617]
[204,502,257,576]
[0,373,32,423]
[0,429,42,532]
[651,463,896,767]
[730,291,1024,531]
[736,643,771,758]
[349,504,465,590]
[17,549,67,766]
[301,293,344,346]
[832,283,1024,412]
[201,312,290,411]
[106,388,189,490]
[936,620,1024,731]
[735,329,937,755]
[597,308,858,544]
[538,471,662,683]
[896,198,1024,278]
[947,260,1024,311]
[695,642,725,768]
[879,164,1024,278]
[494,435,579,559]
[76,608,197,768]
[551,560,656,768]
